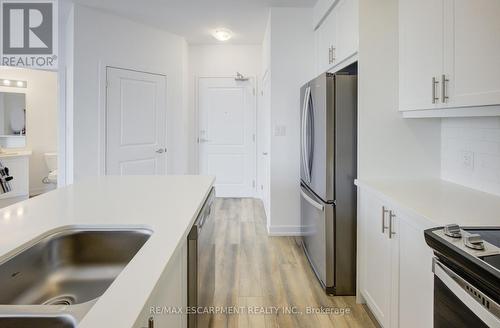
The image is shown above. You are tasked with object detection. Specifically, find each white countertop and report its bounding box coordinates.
[355,179,500,227]
[0,175,214,328]
[0,150,32,158]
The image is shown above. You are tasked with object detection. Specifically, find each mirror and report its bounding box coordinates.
[0,92,26,148]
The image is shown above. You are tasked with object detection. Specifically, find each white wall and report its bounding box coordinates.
[441,117,500,196]
[187,44,262,173]
[358,0,441,181]
[0,68,58,195]
[266,8,315,235]
[71,5,188,181]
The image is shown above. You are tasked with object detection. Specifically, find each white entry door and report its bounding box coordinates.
[198,77,256,197]
[106,67,167,175]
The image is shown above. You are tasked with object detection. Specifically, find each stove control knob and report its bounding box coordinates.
[464,234,485,250]
[444,224,462,238]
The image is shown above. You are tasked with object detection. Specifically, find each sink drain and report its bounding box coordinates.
[43,295,76,306]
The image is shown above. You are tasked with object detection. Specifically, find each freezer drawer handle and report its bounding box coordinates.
[433,258,500,327]
[300,188,324,212]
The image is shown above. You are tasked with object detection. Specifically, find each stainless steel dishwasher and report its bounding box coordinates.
[188,188,215,328]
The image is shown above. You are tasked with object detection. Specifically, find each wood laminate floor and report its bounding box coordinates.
[208,198,377,328]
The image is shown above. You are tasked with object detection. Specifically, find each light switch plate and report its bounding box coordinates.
[274,125,286,137]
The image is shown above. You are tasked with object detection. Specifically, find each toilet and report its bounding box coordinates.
[44,152,58,184]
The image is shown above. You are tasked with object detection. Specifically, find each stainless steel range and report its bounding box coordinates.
[425,225,500,328]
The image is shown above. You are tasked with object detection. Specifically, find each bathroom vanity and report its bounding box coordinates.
[0,175,215,328]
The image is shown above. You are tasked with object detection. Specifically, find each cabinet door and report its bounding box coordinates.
[133,241,187,328]
[443,0,500,108]
[360,191,392,327]
[399,0,444,111]
[398,217,434,328]
[316,9,337,74]
[335,0,359,63]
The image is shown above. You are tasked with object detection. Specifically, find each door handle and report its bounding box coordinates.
[432,77,439,104]
[300,187,324,211]
[155,148,166,154]
[262,152,268,155]
[441,74,449,103]
[381,206,389,233]
[198,138,210,143]
[388,210,396,238]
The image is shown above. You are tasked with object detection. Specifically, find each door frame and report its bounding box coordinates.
[98,62,167,176]
[194,75,258,196]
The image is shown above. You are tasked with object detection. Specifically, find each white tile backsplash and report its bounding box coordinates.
[441,117,500,196]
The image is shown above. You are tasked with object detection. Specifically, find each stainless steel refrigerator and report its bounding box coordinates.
[300,72,357,295]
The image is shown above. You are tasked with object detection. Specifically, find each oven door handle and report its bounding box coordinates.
[433,258,500,327]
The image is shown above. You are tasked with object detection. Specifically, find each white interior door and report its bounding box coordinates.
[198,77,256,198]
[106,67,167,175]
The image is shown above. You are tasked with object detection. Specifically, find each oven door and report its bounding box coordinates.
[433,258,500,328]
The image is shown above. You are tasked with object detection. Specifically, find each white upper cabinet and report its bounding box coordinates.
[443,0,500,108]
[314,0,359,76]
[335,0,359,63]
[399,0,500,116]
[316,9,337,74]
[399,0,444,111]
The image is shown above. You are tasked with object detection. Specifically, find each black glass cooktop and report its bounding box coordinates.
[482,254,500,271]
[463,228,500,248]
[464,228,500,271]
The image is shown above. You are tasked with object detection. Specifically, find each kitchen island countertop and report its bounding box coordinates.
[0,175,214,328]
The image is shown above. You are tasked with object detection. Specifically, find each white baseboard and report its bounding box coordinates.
[267,224,303,236]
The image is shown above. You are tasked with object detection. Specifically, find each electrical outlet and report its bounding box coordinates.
[459,151,474,171]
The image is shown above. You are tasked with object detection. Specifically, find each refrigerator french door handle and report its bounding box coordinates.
[300,187,324,211]
[306,88,314,182]
[301,87,311,183]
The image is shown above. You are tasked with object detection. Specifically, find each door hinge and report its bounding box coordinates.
[252,180,256,188]
[253,87,256,96]
[252,134,256,142]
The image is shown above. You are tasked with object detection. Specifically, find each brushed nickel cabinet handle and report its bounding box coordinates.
[389,210,396,239]
[381,206,389,233]
[442,74,449,103]
[432,77,439,104]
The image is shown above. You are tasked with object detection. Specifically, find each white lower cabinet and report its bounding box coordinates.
[133,240,187,328]
[398,217,434,328]
[359,187,434,328]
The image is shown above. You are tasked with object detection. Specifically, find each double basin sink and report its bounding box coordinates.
[0,227,152,327]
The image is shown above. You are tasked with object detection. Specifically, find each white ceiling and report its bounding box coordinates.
[71,0,318,44]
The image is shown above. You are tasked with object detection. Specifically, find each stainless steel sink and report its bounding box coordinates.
[0,227,152,324]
